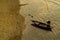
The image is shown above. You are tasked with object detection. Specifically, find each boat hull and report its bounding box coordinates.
[31,24,52,31]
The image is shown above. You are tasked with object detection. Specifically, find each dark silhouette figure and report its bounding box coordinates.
[47,21,51,28]
[31,20,52,31]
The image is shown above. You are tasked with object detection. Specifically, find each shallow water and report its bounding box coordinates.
[20,0,60,40]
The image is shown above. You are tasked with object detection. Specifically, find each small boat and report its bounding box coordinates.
[31,20,52,31]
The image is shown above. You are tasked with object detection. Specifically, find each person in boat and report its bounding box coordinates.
[38,21,51,28]
[31,20,52,31]
[31,20,51,28]
[46,21,51,28]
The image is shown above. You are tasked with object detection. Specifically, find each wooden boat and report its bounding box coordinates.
[31,20,52,31]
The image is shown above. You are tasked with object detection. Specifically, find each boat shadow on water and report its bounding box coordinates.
[31,20,52,31]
